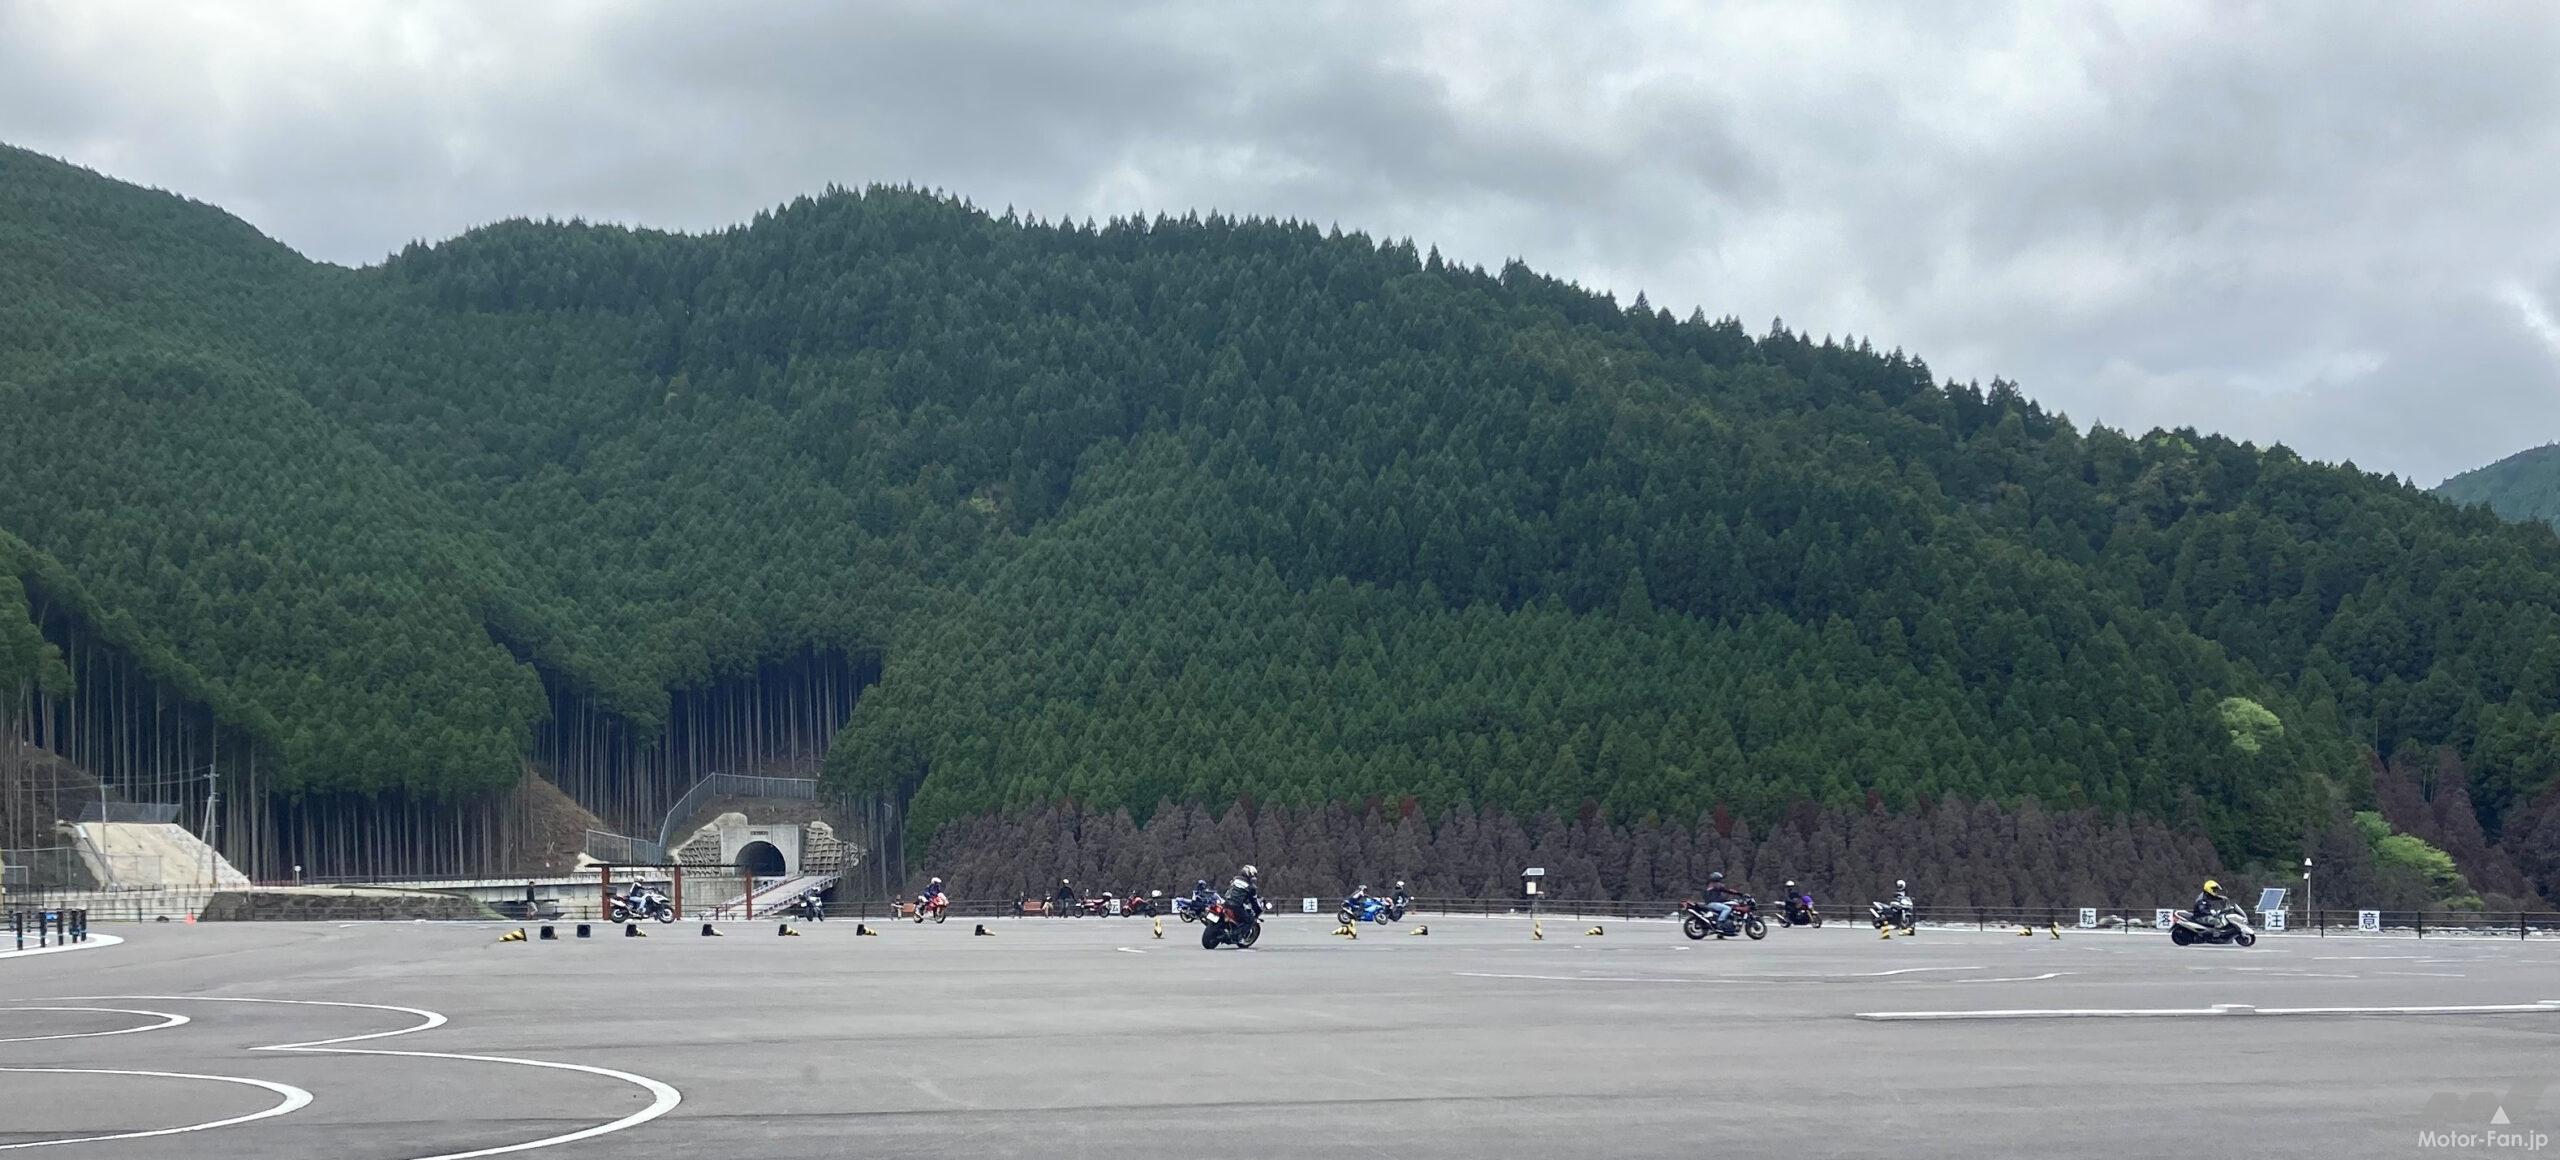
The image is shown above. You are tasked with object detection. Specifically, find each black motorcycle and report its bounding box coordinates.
[791,890,827,922]
[1870,900,1914,932]
[1776,896,1822,928]
[1681,896,1768,941]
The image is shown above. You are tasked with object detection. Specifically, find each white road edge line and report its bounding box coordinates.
[1856,1000,2560,1021]
[0,934,124,961]
[46,996,682,1159]
[1954,973,2070,984]
[0,1066,310,1151]
[0,1007,189,1044]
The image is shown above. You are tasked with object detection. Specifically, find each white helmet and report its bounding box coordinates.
[1895,879,1906,890]
[1241,864,1259,879]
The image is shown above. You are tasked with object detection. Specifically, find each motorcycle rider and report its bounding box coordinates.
[1221,864,1264,927]
[1390,880,1411,912]
[1782,879,1813,923]
[1053,877,1077,912]
[1701,871,1743,935]
[1887,879,1913,926]
[917,876,946,910]
[620,878,653,916]
[2191,879,2232,930]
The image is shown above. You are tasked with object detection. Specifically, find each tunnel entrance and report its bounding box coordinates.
[736,840,787,878]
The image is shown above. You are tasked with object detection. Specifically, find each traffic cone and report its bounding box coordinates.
[1409,925,1428,936]
[778,924,800,937]
[498,928,526,943]
[974,924,993,936]
[855,923,878,937]
[1587,925,1605,937]
[1152,917,1163,940]
[1879,926,1893,940]
[1532,921,1544,941]
[1334,922,1355,937]
[2017,925,2036,937]
[701,923,722,937]
[624,923,645,938]
[2048,924,2062,940]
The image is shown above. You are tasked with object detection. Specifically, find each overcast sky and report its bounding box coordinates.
[5,2,2558,484]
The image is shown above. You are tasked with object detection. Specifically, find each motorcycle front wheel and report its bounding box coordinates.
[1682,915,1710,940]
[1180,911,1199,924]
[655,908,676,924]
[932,908,948,924]
[1744,917,1768,940]
[1338,908,1357,925]
[1237,921,1263,949]
[2233,931,2256,947]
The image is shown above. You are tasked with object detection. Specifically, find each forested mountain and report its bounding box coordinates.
[5,143,2559,908]
[2439,444,2560,529]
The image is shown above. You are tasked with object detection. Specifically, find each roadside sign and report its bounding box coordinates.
[2358,909,2381,933]
[1301,897,1318,913]
[2262,910,2286,932]
[2078,908,2098,928]
[2155,908,2176,930]
[2256,887,2288,915]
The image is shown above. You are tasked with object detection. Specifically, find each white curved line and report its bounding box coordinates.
[0,934,123,961]
[0,1066,310,1150]
[45,995,678,1157]
[0,1007,189,1043]
[281,1047,683,1160]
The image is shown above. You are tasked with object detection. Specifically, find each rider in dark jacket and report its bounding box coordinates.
[1702,871,1742,933]
[1222,865,1263,923]
[2191,879,2231,928]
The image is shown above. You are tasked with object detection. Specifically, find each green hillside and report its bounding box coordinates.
[5,144,2559,904]
[2438,444,2560,528]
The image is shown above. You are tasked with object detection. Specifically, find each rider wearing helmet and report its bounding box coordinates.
[1053,877,1078,912]
[1390,879,1411,908]
[1702,871,1742,934]
[2192,879,2230,929]
[918,876,945,907]
[1222,864,1264,927]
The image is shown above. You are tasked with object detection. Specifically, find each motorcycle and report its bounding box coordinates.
[1174,891,1216,924]
[1681,895,1767,941]
[1870,900,1914,932]
[608,889,676,924]
[1125,891,1162,918]
[1200,898,1264,950]
[911,891,948,924]
[791,890,828,922]
[1337,895,1396,925]
[2168,906,2257,947]
[1777,896,1822,928]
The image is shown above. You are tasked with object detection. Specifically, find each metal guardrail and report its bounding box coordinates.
[582,828,669,865]
[76,802,183,824]
[655,773,819,852]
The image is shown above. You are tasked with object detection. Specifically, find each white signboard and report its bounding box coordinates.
[2262,910,2286,932]
[1301,897,1318,913]
[2078,907,2098,928]
[2358,909,2381,933]
[2155,908,2177,930]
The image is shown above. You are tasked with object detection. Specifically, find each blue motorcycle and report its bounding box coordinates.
[1336,894,1407,925]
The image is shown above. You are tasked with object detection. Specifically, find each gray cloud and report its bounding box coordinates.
[4,0,2559,482]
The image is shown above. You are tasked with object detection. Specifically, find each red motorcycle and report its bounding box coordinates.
[1200,898,1263,949]
[912,891,949,924]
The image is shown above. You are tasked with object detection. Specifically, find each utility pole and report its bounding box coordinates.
[2302,856,2314,937]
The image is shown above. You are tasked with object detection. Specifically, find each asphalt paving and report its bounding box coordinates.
[5,913,2557,1158]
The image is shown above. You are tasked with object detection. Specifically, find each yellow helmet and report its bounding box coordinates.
[2202,879,2221,893]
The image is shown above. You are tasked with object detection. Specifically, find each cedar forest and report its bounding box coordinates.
[3,145,2557,912]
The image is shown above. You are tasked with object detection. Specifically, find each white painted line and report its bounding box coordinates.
[1954,973,2070,983]
[48,996,681,1159]
[2378,972,2466,978]
[1115,947,1147,955]
[1857,1000,2560,1021]
[0,1006,188,1044]
[0,1066,311,1150]
[0,934,123,961]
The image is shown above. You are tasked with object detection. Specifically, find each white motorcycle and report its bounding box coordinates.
[2167,905,2256,947]
[608,889,677,924]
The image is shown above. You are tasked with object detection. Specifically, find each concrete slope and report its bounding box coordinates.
[74,821,253,889]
